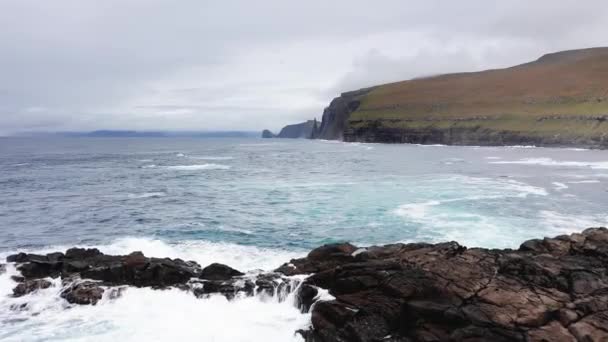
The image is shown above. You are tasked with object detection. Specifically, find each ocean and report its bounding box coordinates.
[1,137,607,341]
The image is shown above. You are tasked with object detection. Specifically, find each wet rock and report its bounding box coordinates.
[294,228,608,342]
[296,283,318,313]
[191,279,255,299]
[200,263,244,280]
[9,248,202,288]
[0,263,5,275]
[276,243,357,276]
[61,281,105,305]
[12,279,52,297]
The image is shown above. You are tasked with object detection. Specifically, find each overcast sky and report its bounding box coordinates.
[1,0,607,135]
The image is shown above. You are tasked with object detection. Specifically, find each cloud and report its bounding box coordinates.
[0,0,607,134]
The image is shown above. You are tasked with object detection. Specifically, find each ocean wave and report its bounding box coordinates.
[189,156,234,160]
[567,180,601,184]
[127,192,166,199]
[166,164,231,171]
[489,157,608,169]
[552,182,569,191]
[539,210,608,235]
[140,164,157,169]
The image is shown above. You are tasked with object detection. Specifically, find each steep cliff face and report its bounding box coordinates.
[318,47,608,148]
[316,87,375,140]
[277,120,315,138]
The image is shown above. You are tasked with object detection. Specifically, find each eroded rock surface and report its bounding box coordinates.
[5,228,608,341]
[277,228,608,342]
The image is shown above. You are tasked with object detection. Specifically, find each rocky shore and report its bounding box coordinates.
[3,227,608,341]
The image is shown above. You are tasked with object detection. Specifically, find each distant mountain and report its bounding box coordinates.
[313,47,608,148]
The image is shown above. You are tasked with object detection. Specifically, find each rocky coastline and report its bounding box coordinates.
[3,227,608,341]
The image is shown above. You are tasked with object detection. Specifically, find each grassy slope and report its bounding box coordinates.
[348,48,608,140]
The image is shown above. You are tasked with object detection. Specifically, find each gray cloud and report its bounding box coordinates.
[0,0,607,134]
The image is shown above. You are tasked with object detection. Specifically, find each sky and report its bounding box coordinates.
[1,0,607,135]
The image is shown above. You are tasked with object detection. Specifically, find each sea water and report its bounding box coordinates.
[0,137,607,341]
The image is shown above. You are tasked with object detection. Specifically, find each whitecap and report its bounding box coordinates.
[127,192,166,199]
[567,180,601,184]
[552,182,568,191]
[140,164,157,169]
[189,156,234,160]
[489,158,608,169]
[166,164,231,171]
[539,210,608,235]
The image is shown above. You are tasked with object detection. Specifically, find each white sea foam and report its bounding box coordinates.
[490,158,608,169]
[552,182,569,191]
[189,156,234,160]
[391,177,549,248]
[567,180,601,184]
[141,164,157,169]
[0,238,310,342]
[175,153,186,157]
[167,164,231,171]
[127,192,166,199]
[539,210,608,235]
[393,200,441,220]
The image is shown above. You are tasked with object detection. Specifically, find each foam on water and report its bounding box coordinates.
[552,182,569,191]
[490,157,608,169]
[0,239,310,342]
[166,164,231,171]
[539,210,608,234]
[189,156,234,160]
[127,192,166,199]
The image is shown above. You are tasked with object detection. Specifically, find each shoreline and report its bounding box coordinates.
[3,227,608,341]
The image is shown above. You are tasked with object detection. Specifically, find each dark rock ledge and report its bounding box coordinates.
[4,227,608,341]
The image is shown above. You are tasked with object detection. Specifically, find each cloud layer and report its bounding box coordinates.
[1,0,607,134]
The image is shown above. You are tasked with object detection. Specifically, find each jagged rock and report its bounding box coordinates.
[290,228,608,342]
[200,263,244,280]
[12,279,52,297]
[295,283,318,313]
[6,227,608,341]
[0,263,5,275]
[276,242,357,276]
[7,249,202,288]
[61,281,105,305]
[192,279,255,299]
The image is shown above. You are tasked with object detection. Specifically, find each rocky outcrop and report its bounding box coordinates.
[261,129,276,138]
[5,248,298,305]
[277,120,316,139]
[276,227,608,341]
[5,228,608,341]
[316,87,375,140]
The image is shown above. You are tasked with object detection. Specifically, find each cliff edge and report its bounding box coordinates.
[317,47,608,148]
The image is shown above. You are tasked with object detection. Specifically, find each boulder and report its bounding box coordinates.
[200,263,244,280]
[61,281,105,305]
[12,279,53,297]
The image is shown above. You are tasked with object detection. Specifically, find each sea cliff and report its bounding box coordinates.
[315,47,608,148]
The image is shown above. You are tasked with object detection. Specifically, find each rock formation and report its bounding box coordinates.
[261,129,276,138]
[4,227,608,341]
